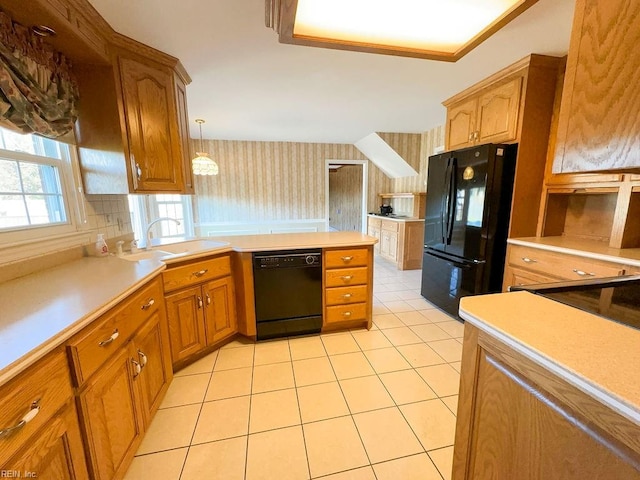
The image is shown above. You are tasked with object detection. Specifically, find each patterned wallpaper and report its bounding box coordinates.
[191,129,443,225]
[192,139,393,224]
[329,165,363,231]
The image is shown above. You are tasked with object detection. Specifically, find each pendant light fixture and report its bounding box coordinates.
[191,119,219,176]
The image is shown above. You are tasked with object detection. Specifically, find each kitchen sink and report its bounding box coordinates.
[119,250,172,261]
[157,239,229,254]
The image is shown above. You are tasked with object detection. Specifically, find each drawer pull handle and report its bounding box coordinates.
[0,399,40,439]
[138,350,148,369]
[521,257,537,263]
[132,359,142,378]
[573,269,595,277]
[341,256,354,262]
[341,275,353,281]
[342,311,352,317]
[193,269,208,277]
[98,329,119,347]
[141,298,155,310]
[198,296,203,308]
[342,293,353,299]
[206,293,211,305]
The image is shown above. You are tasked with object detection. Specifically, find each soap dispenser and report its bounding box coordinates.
[95,233,109,257]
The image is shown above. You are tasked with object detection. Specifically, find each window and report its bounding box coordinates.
[0,127,85,244]
[128,194,194,245]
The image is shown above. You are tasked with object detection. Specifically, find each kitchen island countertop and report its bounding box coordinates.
[459,291,640,425]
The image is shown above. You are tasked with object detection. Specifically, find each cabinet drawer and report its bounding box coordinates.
[163,255,231,292]
[325,267,368,287]
[368,217,381,228]
[0,348,73,465]
[508,245,624,280]
[325,248,369,268]
[381,220,399,232]
[326,285,368,306]
[504,266,560,290]
[325,303,367,324]
[67,277,163,385]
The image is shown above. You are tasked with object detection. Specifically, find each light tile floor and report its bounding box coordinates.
[124,255,461,480]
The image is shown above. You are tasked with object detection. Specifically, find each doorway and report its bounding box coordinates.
[325,160,368,232]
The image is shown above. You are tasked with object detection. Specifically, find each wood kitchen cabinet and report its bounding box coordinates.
[368,216,425,270]
[163,254,237,367]
[0,348,89,479]
[443,55,562,239]
[323,247,373,330]
[68,276,172,480]
[552,0,640,173]
[115,51,192,193]
[453,323,640,480]
[446,77,521,150]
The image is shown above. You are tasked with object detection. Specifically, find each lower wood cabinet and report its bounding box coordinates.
[323,247,373,330]
[454,324,640,480]
[163,254,237,365]
[0,348,89,479]
[368,216,424,270]
[67,276,172,480]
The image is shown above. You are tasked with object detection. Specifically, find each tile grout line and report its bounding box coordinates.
[287,338,312,480]
[243,344,258,480]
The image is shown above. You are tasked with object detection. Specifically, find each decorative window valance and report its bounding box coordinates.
[0,10,79,139]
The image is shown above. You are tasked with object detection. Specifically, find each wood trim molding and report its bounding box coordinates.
[269,0,539,62]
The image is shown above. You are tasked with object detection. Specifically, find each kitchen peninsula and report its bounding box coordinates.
[453,292,640,479]
[0,232,376,479]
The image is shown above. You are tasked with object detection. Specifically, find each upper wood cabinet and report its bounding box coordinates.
[552,0,640,173]
[446,77,522,150]
[116,54,190,192]
[443,55,563,239]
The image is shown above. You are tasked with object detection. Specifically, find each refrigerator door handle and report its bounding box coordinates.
[446,157,458,245]
[441,158,452,244]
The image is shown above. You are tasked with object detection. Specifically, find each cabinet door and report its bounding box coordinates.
[165,286,207,364]
[203,276,238,345]
[380,231,391,258]
[388,232,398,262]
[133,312,173,426]
[367,226,381,254]
[553,0,640,173]
[4,402,89,480]
[174,72,194,194]
[476,77,522,145]
[119,57,185,192]
[79,345,144,480]
[446,97,477,150]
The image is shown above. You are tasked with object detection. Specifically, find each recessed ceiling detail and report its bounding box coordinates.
[267,0,538,61]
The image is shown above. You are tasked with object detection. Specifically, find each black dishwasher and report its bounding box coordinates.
[253,250,323,340]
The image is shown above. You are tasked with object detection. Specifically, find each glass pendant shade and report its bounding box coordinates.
[192,119,219,176]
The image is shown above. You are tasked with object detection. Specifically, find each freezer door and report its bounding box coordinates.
[420,249,486,318]
[443,147,490,260]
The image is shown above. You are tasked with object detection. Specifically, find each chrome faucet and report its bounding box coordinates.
[145,217,180,250]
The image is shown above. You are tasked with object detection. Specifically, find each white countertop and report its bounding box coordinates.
[459,291,640,426]
[509,236,640,267]
[0,256,164,386]
[210,231,378,252]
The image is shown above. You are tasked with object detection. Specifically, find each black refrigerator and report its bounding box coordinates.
[420,143,517,318]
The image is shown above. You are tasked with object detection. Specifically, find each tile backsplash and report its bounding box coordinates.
[85,194,133,240]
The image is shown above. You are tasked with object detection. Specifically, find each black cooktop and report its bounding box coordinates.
[512,275,640,331]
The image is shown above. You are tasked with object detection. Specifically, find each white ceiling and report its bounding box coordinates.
[87,0,575,144]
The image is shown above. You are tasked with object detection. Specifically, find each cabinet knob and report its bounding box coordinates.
[98,329,119,347]
[469,132,475,142]
[0,399,40,439]
[342,293,352,299]
[341,256,354,263]
[131,359,142,378]
[206,293,211,305]
[138,350,148,369]
[521,257,537,264]
[342,311,352,317]
[141,298,155,310]
[573,269,595,277]
[341,275,353,281]
[197,296,203,308]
